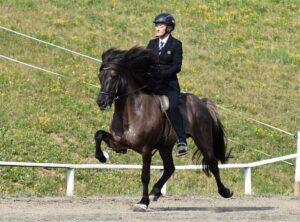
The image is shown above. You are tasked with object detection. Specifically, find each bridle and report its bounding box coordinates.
[99,67,121,97]
[99,66,147,101]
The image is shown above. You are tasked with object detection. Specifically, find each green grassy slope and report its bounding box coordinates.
[0,0,299,196]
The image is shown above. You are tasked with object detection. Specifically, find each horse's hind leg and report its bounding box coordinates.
[193,134,233,198]
[149,146,175,202]
[207,155,233,198]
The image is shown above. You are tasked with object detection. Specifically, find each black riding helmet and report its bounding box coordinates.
[153,13,176,32]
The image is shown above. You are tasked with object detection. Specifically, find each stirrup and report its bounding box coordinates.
[176,142,188,157]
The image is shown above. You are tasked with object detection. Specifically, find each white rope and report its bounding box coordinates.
[0,25,102,63]
[218,105,294,137]
[0,54,99,88]
[0,25,295,137]
[227,138,293,166]
[0,55,296,165]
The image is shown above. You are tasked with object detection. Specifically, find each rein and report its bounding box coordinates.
[114,85,147,100]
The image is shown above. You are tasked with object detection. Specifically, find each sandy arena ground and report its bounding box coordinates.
[0,195,299,222]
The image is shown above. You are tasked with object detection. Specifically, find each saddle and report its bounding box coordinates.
[156,93,184,112]
[157,95,169,112]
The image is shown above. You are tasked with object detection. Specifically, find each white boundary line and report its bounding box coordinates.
[218,105,294,137]
[227,138,293,165]
[0,53,295,159]
[0,25,296,137]
[0,25,102,62]
[0,54,99,88]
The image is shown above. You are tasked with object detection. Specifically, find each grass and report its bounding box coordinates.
[0,0,299,196]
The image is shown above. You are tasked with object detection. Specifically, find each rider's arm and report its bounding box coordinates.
[159,41,182,80]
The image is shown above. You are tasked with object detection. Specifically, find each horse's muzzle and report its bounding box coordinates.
[97,96,112,110]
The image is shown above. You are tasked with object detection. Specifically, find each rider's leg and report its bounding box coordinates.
[167,88,188,156]
[167,107,188,156]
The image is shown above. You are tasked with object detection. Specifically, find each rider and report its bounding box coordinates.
[147,13,188,157]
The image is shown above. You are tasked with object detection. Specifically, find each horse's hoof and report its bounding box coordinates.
[149,195,158,202]
[219,188,234,198]
[228,190,234,198]
[133,203,148,212]
[95,154,107,163]
[95,151,109,163]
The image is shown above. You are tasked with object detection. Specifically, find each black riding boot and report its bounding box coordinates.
[167,107,188,156]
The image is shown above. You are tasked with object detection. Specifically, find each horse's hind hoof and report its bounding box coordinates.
[219,188,233,198]
[149,192,162,202]
[224,190,233,198]
[149,188,162,202]
[149,195,158,202]
[133,203,148,212]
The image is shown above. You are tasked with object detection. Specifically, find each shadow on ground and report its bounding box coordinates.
[154,206,274,212]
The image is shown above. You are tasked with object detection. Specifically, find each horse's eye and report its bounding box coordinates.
[111,74,119,79]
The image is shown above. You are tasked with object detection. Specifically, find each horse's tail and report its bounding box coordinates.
[193,98,231,176]
[206,99,231,163]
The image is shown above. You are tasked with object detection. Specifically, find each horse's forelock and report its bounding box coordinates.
[101,48,127,68]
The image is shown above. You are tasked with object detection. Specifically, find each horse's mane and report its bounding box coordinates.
[101,46,166,94]
[101,48,127,70]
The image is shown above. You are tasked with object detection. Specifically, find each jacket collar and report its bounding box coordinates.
[159,34,170,46]
[159,35,173,55]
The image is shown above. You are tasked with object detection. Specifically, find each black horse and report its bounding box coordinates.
[95,46,233,211]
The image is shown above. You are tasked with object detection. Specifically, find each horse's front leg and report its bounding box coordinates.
[133,149,152,212]
[94,130,121,163]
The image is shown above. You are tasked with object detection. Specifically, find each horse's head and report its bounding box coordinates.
[97,48,127,110]
[97,46,161,110]
[97,65,121,110]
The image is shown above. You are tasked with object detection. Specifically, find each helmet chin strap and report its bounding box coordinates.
[166,26,173,33]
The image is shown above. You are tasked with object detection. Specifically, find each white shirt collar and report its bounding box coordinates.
[159,34,170,45]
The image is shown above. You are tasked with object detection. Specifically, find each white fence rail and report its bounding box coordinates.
[0,152,298,196]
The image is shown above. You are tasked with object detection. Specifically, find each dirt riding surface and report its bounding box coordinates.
[0,196,299,222]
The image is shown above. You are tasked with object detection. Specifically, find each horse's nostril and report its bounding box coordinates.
[97,99,104,107]
[96,99,101,106]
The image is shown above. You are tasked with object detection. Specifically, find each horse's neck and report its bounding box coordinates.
[114,86,143,117]
[112,86,146,135]
[113,75,157,127]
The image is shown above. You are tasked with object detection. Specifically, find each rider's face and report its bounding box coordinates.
[155,23,167,37]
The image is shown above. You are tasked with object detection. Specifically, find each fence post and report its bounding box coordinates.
[160,169,167,196]
[66,168,75,196]
[294,131,300,195]
[244,167,252,195]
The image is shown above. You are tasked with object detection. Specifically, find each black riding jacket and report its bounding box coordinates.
[147,35,183,84]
